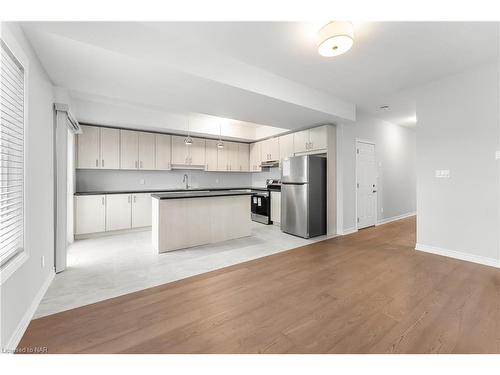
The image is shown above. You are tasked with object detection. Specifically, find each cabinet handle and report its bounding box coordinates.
[128,195,131,203]
[140,160,143,168]
[101,159,104,168]
[133,195,136,203]
[95,159,98,167]
[101,197,105,205]
[135,160,138,168]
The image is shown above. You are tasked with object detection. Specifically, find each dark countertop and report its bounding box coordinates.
[74,187,269,196]
[152,190,254,200]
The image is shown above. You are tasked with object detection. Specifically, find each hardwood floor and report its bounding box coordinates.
[18,217,500,353]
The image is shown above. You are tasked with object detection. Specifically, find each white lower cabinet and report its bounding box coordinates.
[76,193,153,236]
[75,195,106,235]
[106,194,132,231]
[131,193,152,227]
[270,191,281,225]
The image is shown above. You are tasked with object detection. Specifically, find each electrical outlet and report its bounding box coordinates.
[381,207,384,213]
[140,179,145,185]
[435,169,450,178]
[41,255,45,268]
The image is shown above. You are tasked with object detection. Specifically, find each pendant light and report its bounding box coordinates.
[217,123,224,149]
[184,118,193,145]
[318,21,354,57]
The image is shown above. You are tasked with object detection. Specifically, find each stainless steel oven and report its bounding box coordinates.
[251,191,270,224]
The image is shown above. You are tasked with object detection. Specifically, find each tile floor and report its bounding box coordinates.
[34,223,330,318]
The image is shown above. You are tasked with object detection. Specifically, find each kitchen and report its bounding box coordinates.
[34,122,335,317]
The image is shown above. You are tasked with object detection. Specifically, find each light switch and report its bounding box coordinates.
[496,151,500,160]
[435,169,450,178]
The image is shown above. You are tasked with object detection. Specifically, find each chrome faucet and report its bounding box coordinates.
[183,174,189,190]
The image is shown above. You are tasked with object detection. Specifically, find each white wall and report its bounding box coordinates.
[0,23,55,348]
[337,111,417,233]
[415,63,500,265]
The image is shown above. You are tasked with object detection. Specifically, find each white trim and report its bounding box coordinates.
[74,226,151,240]
[335,124,344,235]
[415,243,500,269]
[340,227,358,235]
[3,270,55,352]
[376,212,416,226]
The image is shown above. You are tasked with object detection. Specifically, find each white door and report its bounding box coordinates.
[77,125,100,168]
[138,132,155,169]
[100,127,120,169]
[155,134,172,170]
[131,193,152,227]
[106,194,132,231]
[120,130,139,169]
[74,195,106,234]
[356,141,377,229]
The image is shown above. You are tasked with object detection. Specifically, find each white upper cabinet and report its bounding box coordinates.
[293,126,328,153]
[100,127,120,169]
[260,138,279,162]
[189,137,206,166]
[238,143,250,172]
[77,125,120,169]
[155,134,172,170]
[120,130,139,169]
[205,139,218,171]
[171,135,206,166]
[217,141,229,171]
[249,142,262,172]
[138,132,155,169]
[226,142,239,171]
[279,133,294,162]
[308,125,328,151]
[77,125,100,169]
[171,135,190,165]
[293,129,310,153]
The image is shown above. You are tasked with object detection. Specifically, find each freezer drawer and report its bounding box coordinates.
[281,183,308,238]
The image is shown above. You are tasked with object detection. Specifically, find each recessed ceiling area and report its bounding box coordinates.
[20,21,499,133]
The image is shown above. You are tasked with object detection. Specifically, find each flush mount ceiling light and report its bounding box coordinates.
[184,118,193,145]
[217,124,224,149]
[379,105,390,110]
[317,21,354,57]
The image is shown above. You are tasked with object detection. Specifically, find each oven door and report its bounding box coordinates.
[251,193,270,224]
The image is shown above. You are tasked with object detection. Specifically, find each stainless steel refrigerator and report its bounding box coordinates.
[281,155,327,238]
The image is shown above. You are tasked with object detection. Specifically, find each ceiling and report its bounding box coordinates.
[21,21,499,134]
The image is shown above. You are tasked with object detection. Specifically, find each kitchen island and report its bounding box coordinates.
[151,190,253,253]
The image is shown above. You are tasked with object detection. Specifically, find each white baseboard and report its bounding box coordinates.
[376,211,416,226]
[415,243,500,269]
[340,227,358,235]
[4,270,55,352]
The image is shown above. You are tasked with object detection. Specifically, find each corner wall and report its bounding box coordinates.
[415,63,500,266]
[0,23,55,349]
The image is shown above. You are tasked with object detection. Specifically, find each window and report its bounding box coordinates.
[1,39,25,269]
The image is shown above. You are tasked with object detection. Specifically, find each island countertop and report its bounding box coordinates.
[151,190,253,200]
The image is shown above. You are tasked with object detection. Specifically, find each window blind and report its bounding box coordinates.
[1,39,25,268]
